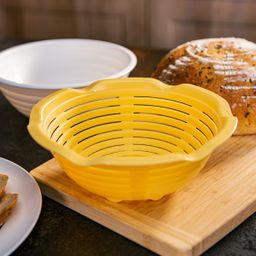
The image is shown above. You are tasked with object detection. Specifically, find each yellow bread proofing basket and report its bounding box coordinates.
[28,78,237,202]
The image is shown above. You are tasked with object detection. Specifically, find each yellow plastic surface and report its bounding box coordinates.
[28,78,237,202]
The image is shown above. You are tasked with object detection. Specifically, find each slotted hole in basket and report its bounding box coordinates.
[134,95,219,129]
[133,106,208,149]
[133,101,206,147]
[47,117,56,130]
[137,111,213,144]
[203,111,216,123]
[133,117,203,152]
[134,120,185,131]
[88,144,126,157]
[65,116,124,153]
[133,128,195,153]
[67,104,120,120]
[199,119,215,137]
[73,122,183,157]
[70,112,121,128]
[102,149,158,157]
[134,102,215,141]
[192,135,203,145]
[80,137,123,153]
[134,95,193,107]
[64,96,119,112]
[101,150,127,157]
[76,129,123,145]
[134,128,181,139]
[49,118,121,146]
[125,150,159,155]
[134,103,190,115]
[133,118,202,151]
[79,131,178,157]
[196,127,208,140]
[135,129,197,153]
[56,133,63,143]
[133,135,178,147]
[50,125,59,139]
[73,121,122,136]
[134,111,187,123]
[201,111,220,136]
[187,142,197,151]
[133,143,173,154]
[45,99,121,135]
[135,95,220,133]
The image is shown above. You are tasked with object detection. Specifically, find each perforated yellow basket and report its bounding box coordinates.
[28,78,237,202]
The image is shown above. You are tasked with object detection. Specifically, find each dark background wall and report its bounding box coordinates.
[0,0,256,49]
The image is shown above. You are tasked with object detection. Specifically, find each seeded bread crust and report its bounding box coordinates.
[152,38,256,135]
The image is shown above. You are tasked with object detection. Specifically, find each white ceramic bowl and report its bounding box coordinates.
[0,39,137,116]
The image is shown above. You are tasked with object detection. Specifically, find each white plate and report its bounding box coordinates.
[0,157,42,256]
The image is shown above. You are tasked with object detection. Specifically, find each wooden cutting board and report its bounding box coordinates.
[31,135,256,256]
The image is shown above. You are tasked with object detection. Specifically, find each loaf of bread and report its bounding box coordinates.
[152,38,256,135]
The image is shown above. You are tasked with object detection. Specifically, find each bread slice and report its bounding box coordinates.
[0,193,18,226]
[0,174,8,198]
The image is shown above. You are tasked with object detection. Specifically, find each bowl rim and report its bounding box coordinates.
[28,78,237,166]
[0,38,137,90]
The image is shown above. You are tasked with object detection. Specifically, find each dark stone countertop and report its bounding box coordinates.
[0,41,256,256]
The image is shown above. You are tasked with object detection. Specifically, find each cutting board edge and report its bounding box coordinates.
[199,199,256,253]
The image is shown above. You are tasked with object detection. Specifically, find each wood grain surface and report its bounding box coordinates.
[31,135,256,256]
